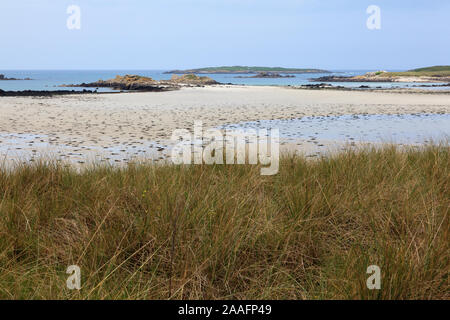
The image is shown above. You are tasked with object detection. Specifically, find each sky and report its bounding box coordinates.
[0,0,449,70]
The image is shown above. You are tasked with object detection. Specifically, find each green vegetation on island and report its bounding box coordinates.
[384,65,450,77]
[311,65,450,83]
[165,66,330,74]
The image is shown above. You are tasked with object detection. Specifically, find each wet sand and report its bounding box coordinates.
[0,86,449,165]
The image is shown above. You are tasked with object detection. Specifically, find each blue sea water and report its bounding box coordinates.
[0,70,448,92]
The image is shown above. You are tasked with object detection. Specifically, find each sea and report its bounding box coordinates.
[0,70,449,92]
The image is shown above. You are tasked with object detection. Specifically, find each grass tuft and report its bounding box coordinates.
[0,145,448,299]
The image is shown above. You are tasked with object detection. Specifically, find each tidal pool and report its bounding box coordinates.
[221,113,450,145]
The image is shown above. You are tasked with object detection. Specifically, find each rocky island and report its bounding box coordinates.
[0,74,32,80]
[61,74,219,91]
[161,74,219,85]
[235,72,295,78]
[164,66,330,74]
[311,66,450,83]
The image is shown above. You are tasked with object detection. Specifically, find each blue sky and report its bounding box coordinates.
[0,0,448,70]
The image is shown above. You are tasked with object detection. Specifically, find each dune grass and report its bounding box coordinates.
[0,145,448,300]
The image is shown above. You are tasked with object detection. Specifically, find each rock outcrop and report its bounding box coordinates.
[311,72,394,83]
[61,74,219,91]
[0,74,32,80]
[162,74,219,85]
[61,75,164,91]
[311,70,450,83]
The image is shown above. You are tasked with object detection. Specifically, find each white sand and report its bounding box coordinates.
[0,86,449,164]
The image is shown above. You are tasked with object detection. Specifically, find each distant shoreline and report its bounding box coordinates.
[1,67,449,94]
[164,66,331,74]
[2,84,450,97]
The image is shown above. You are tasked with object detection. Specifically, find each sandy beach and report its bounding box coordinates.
[1,86,449,164]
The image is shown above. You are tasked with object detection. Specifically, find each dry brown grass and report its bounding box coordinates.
[0,145,448,299]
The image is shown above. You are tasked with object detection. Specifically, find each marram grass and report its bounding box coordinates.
[0,145,448,300]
